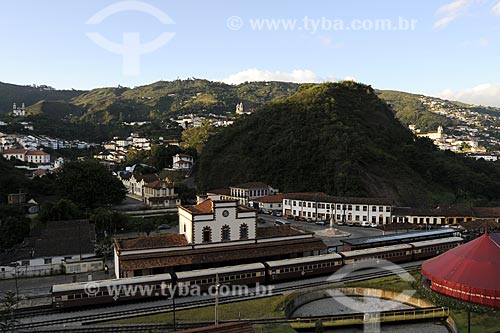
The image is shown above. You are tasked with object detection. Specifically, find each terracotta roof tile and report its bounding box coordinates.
[119,237,326,271]
[115,233,188,251]
[253,193,286,203]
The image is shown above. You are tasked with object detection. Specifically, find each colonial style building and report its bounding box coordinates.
[251,194,285,213]
[228,182,279,206]
[178,199,256,244]
[2,149,50,165]
[282,192,393,225]
[113,199,326,278]
[392,207,500,226]
[172,153,194,170]
[118,173,180,209]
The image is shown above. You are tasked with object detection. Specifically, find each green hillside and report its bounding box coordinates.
[70,79,300,123]
[197,82,500,206]
[376,90,451,131]
[0,82,83,114]
[25,100,84,119]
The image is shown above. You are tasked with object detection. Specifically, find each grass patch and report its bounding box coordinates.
[253,324,296,333]
[106,295,287,325]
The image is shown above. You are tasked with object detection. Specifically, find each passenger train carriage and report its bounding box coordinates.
[51,237,463,308]
[175,263,266,292]
[265,253,343,282]
[340,244,413,265]
[52,273,173,308]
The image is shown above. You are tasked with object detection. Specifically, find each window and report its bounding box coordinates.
[386,206,391,212]
[348,205,352,210]
[221,225,231,241]
[372,206,376,212]
[363,206,367,211]
[337,205,341,210]
[44,258,52,264]
[21,260,29,266]
[240,223,248,240]
[202,226,212,243]
[379,206,383,212]
[355,205,360,211]
[183,224,186,233]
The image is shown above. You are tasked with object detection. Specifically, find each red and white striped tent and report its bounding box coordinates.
[421,233,500,308]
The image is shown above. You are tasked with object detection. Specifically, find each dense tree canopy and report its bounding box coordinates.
[57,160,127,208]
[198,82,500,207]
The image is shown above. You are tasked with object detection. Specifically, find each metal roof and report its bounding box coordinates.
[175,263,265,279]
[340,244,412,258]
[52,273,173,293]
[409,237,463,248]
[265,253,342,268]
[341,228,457,246]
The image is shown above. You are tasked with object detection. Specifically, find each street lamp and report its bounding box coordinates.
[9,262,19,308]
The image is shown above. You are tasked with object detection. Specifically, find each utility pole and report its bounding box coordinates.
[215,272,220,325]
[172,278,176,331]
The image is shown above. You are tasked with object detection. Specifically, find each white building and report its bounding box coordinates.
[12,103,26,117]
[282,192,393,225]
[172,153,194,170]
[229,182,279,206]
[178,199,256,244]
[2,149,50,165]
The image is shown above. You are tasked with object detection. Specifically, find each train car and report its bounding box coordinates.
[340,244,413,265]
[410,236,463,260]
[264,253,343,283]
[175,263,266,293]
[52,273,173,309]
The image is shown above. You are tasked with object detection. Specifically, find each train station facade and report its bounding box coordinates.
[113,199,326,278]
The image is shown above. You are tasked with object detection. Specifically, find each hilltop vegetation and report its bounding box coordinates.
[197,82,500,206]
[376,90,452,131]
[0,82,82,114]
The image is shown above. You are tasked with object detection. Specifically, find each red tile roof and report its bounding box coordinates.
[119,237,326,271]
[144,179,164,189]
[115,233,188,251]
[253,193,286,203]
[2,149,28,155]
[181,199,214,215]
[26,150,49,156]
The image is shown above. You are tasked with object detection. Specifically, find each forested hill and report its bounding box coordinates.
[197,82,500,206]
[0,82,83,113]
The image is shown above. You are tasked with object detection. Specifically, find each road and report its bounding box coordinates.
[257,213,399,250]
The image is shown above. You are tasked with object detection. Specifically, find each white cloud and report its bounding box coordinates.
[493,1,500,15]
[434,0,472,29]
[222,68,322,84]
[437,83,500,107]
[320,37,345,49]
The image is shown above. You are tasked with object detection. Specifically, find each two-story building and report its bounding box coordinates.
[282,192,393,225]
[2,149,50,165]
[172,153,194,170]
[229,182,279,206]
[118,173,181,209]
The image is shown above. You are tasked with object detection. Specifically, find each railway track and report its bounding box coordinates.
[13,262,422,331]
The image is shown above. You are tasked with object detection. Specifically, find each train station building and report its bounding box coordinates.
[113,199,327,278]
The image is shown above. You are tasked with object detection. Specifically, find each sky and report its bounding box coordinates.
[1,0,500,106]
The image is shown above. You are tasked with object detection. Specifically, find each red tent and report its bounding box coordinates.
[421,233,500,308]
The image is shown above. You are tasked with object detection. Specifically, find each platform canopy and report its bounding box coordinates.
[422,233,500,308]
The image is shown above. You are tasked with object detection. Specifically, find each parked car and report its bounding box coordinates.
[337,221,345,226]
[157,224,171,230]
[347,221,354,227]
[306,218,313,223]
[361,221,371,227]
[299,217,306,222]
[315,220,326,226]
[275,211,282,217]
[275,219,291,226]
[370,222,378,228]
[294,216,300,221]
[286,215,294,220]
[258,217,266,224]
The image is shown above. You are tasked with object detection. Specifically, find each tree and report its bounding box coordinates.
[181,121,217,154]
[0,216,30,250]
[91,208,126,236]
[57,160,127,209]
[0,291,18,333]
[315,319,324,333]
[37,199,83,223]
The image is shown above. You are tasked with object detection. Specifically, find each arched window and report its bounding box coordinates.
[202,226,212,243]
[240,223,248,240]
[221,225,231,241]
